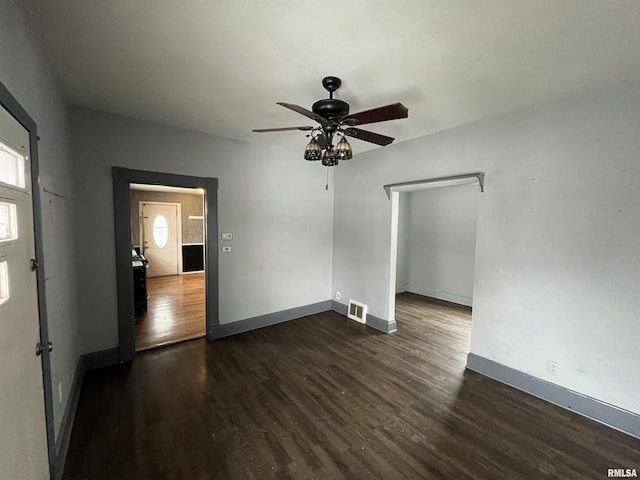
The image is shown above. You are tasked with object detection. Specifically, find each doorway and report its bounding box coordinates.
[112,168,218,362]
[396,185,479,306]
[385,173,483,325]
[132,186,205,351]
[0,83,54,476]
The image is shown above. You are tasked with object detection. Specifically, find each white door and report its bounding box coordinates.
[0,106,49,478]
[142,202,180,277]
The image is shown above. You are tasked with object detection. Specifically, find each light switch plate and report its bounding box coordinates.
[221,232,233,241]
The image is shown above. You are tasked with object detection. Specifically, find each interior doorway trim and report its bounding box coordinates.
[384,172,485,323]
[112,167,218,362]
[383,172,484,199]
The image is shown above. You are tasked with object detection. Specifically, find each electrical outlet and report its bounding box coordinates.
[336,291,341,300]
[58,382,63,403]
[547,361,558,375]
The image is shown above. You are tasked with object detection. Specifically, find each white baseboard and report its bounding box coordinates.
[401,284,473,307]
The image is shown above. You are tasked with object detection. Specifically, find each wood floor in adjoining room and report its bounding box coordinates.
[135,272,205,351]
[64,292,640,479]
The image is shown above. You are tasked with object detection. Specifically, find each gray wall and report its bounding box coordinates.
[1,0,82,439]
[130,190,204,245]
[332,81,640,416]
[69,107,334,353]
[396,185,480,306]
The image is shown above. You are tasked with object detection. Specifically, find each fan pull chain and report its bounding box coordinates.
[326,166,330,190]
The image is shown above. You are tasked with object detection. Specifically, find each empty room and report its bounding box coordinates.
[1,1,640,479]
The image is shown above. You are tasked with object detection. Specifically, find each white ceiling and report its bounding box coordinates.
[19,0,640,154]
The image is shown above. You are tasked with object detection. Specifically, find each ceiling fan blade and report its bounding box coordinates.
[343,127,395,146]
[342,102,408,126]
[316,133,328,149]
[277,102,325,123]
[253,126,314,132]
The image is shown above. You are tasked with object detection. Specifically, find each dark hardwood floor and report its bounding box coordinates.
[135,273,205,351]
[63,293,640,479]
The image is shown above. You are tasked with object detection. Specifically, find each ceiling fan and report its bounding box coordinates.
[253,76,408,166]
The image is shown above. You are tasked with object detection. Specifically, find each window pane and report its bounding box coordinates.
[153,214,169,248]
[0,202,17,242]
[0,142,25,188]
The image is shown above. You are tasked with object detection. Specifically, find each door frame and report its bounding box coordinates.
[0,82,55,473]
[112,167,218,362]
[139,201,183,275]
[384,173,484,324]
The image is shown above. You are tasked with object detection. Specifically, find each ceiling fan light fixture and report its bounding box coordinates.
[321,148,338,166]
[303,137,322,161]
[254,76,408,167]
[335,136,352,160]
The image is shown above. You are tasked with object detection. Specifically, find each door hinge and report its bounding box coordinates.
[35,341,53,356]
[30,258,39,271]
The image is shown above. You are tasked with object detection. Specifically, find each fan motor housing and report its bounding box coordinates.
[312,99,350,121]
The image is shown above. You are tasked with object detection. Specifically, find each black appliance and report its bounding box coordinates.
[132,250,148,319]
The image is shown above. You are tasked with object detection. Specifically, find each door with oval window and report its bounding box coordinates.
[141,202,180,277]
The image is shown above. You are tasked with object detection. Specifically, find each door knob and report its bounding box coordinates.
[35,341,53,356]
